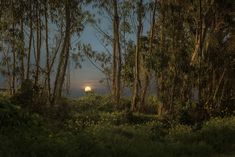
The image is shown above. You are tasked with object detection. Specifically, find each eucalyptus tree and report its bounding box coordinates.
[26,0,33,80]
[1,0,90,103]
[112,0,122,106]
[151,0,235,118]
[52,0,90,104]
[89,0,134,106]
[195,0,234,116]
[34,0,43,86]
[139,0,157,111]
[131,0,144,111]
[177,0,235,118]
[0,0,28,93]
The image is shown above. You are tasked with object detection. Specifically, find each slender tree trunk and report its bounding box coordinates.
[169,73,176,114]
[156,0,165,115]
[116,15,121,107]
[140,72,149,112]
[169,8,176,115]
[20,17,25,82]
[112,0,121,106]
[3,49,12,92]
[10,1,16,94]
[44,2,51,99]
[213,68,226,101]
[196,0,207,122]
[157,74,163,116]
[112,0,117,105]
[35,4,41,86]
[198,0,202,109]
[65,58,70,95]
[53,0,71,104]
[131,0,143,112]
[27,0,32,80]
[12,23,16,94]
[140,0,157,112]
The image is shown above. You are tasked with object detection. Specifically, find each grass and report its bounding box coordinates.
[0,94,235,157]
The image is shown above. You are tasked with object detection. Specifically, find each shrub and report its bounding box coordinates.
[145,96,159,114]
[198,116,235,153]
[72,95,114,112]
[11,79,34,106]
[167,124,192,142]
[178,107,194,125]
[0,96,21,127]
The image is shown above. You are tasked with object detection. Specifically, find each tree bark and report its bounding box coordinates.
[20,17,25,82]
[44,2,51,99]
[53,0,71,105]
[140,0,157,112]
[112,0,117,105]
[131,0,143,112]
[198,0,203,109]
[12,23,16,94]
[34,3,41,86]
[27,0,32,80]
[156,0,165,115]
[112,0,121,106]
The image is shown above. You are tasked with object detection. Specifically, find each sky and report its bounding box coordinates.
[0,3,152,97]
[69,4,152,96]
[0,7,108,96]
[69,15,111,96]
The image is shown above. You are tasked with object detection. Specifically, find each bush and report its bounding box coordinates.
[72,95,114,112]
[167,124,192,142]
[1,93,235,157]
[178,107,194,125]
[145,96,159,114]
[198,116,235,153]
[10,79,50,114]
[0,96,21,127]
[11,79,34,106]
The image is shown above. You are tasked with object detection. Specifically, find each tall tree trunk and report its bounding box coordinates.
[34,3,41,86]
[198,0,203,109]
[20,17,25,82]
[112,0,117,105]
[156,0,165,115]
[131,0,143,112]
[44,2,51,99]
[112,0,121,106]
[53,0,71,104]
[169,7,176,115]
[27,0,32,80]
[2,50,12,91]
[12,23,16,94]
[10,1,16,94]
[140,0,157,112]
[196,0,206,122]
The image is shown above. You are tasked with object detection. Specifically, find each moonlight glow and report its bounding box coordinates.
[84,86,92,92]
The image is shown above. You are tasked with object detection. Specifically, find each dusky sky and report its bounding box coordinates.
[0,3,152,97]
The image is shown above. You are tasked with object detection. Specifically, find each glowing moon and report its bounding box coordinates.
[84,86,92,92]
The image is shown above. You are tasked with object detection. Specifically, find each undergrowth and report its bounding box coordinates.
[0,94,234,157]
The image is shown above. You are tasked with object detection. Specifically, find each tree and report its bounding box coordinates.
[52,0,89,104]
[131,0,144,111]
[52,0,71,104]
[139,0,157,112]
[112,0,121,106]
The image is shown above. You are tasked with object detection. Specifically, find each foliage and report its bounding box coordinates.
[10,79,50,115]
[144,96,159,114]
[1,96,235,157]
[11,79,34,106]
[0,94,21,127]
[198,117,235,152]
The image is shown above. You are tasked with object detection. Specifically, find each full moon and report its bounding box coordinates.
[84,86,92,92]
